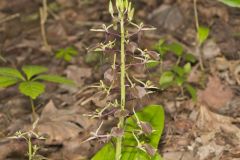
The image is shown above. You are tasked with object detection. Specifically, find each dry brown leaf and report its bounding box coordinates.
[198,75,233,110]
[202,39,221,60]
[197,105,240,141]
[65,65,92,88]
[163,151,195,160]
[36,100,95,143]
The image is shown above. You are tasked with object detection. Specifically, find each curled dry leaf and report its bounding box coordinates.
[36,100,95,143]
[198,75,233,110]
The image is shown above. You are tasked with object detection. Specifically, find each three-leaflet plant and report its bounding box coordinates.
[55,46,78,62]
[0,65,74,120]
[86,0,165,160]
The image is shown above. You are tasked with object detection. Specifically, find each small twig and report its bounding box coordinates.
[193,0,204,71]
[0,13,20,24]
[39,0,51,52]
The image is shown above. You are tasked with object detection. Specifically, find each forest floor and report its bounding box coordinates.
[0,0,240,159]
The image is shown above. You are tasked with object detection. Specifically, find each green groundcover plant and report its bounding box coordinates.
[0,65,73,119]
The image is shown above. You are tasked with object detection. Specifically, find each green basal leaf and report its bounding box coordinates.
[175,76,184,86]
[159,71,174,87]
[183,63,191,74]
[92,105,165,160]
[0,76,19,88]
[66,47,78,56]
[172,66,184,77]
[146,60,159,68]
[186,84,197,101]
[218,0,240,7]
[19,81,45,99]
[64,54,73,62]
[184,53,196,63]
[22,65,48,80]
[166,43,183,57]
[35,74,74,85]
[197,26,209,45]
[55,51,64,59]
[0,67,24,80]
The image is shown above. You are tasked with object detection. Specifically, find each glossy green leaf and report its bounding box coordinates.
[218,0,240,7]
[159,71,174,87]
[0,67,24,80]
[35,74,74,85]
[19,81,45,99]
[186,84,197,101]
[92,105,164,160]
[22,65,48,80]
[166,43,183,57]
[197,26,209,45]
[0,76,19,88]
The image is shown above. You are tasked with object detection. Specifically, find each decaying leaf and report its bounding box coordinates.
[198,75,233,110]
[196,104,240,140]
[65,65,92,87]
[36,100,95,143]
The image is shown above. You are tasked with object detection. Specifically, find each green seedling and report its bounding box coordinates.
[0,65,74,120]
[159,63,197,100]
[155,40,197,100]
[55,47,78,62]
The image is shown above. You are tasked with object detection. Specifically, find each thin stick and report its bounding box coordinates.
[193,0,204,71]
[0,13,20,24]
[40,0,51,52]
[193,0,199,30]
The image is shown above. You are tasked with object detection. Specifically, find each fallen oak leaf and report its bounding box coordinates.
[36,100,96,143]
[197,75,233,111]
